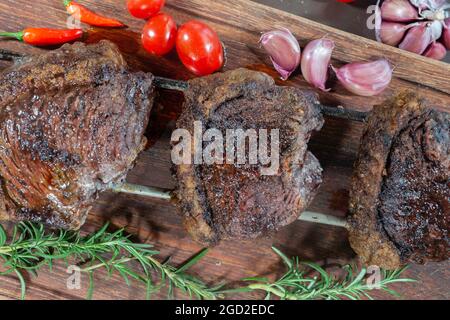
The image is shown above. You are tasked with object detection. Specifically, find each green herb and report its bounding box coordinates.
[223,247,416,300]
[0,222,221,300]
[0,223,416,301]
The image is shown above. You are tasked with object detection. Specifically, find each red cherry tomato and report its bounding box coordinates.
[127,0,165,20]
[142,13,177,56]
[176,21,224,76]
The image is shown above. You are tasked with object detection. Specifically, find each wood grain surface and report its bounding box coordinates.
[0,0,448,300]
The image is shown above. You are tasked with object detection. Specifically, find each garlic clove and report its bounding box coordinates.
[260,28,301,81]
[381,0,420,22]
[399,23,433,54]
[300,38,335,91]
[332,59,393,97]
[424,41,447,60]
[377,21,417,46]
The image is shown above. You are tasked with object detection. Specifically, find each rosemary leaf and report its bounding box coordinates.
[0,222,220,300]
[14,269,26,300]
[229,246,415,300]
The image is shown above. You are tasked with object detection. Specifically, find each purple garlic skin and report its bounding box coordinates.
[443,18,450,50]
[378,21,417,46]
[300,38,335,91]
[260,28,301,80]
[381,0,420,22]
[424,41,447,60]
[332,59,393,97]
[399,23,433,54]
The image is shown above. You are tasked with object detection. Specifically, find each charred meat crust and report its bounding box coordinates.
[173,68,324,245]
[0,41,154,230]
[348,91,449,269]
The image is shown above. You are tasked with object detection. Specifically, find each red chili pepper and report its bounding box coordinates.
[0,28,83,46]
[64,1,125,28]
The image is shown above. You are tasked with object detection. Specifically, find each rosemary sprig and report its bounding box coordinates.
[0,222,221,300]
[224,247,416,300]
[0,223,417,301]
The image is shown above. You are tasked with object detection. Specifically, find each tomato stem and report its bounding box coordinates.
[63,0,72,7]
[0,31,24,41]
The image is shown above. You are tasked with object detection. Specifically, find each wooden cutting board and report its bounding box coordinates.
[0,0,448,300]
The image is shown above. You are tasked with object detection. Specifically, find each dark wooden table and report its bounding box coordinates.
[0,0,448,300]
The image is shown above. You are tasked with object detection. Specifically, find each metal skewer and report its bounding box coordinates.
[299,211,348,228]
[0,49,367,123]
[0,49,24,62]
[112,183,172,200]
[153,75,367,122]
[154,76,189,91]
[154,75,367,122]
[113,183,348,229]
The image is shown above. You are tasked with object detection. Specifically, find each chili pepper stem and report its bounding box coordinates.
[0,31,24,41]
[63,0,72,7]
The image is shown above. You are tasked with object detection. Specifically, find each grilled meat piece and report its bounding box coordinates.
[0,41,154,230]
[348,92,449,269]
[173,68,324,245]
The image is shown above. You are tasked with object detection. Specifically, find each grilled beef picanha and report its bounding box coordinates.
[0,41,155,230]
[173,68,324,245]
[348,92,449,269]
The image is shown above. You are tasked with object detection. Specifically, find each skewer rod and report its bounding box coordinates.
[0,49,23,62]
[0,49,367,123]
[112,183,172,200]
[115,183,348,229]
[154,76,189,91]
[320,105,367,122]
[299,211,348,229]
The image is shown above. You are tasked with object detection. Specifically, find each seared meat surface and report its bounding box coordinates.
[349,92,449,269]
[0,41,154,230]
[174,68,324,245]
